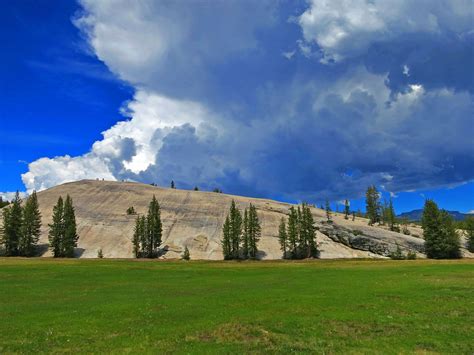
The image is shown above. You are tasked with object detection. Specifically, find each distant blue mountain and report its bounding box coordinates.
[398,209,472,221]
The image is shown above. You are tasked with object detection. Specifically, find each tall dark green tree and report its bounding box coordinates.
[325,199,331,222]
[278,217,287,258]
[241,209,250,258]
[2,192,23,256]
[387,198,397,232]
[344,199,350,220]
[247,204,261,259]
[170,180,176,189]
[145,195,162,258]
[365,185,380,225]
[19,191,41,256]
[465,216,474,252]
[299,203,317,258]
[132,215,143,258]
[287,207,299,258]
[221,215,231,260]
[229,200,242,259]
[62,195,79,258]
[48,196,64,258]
[422,199,461,259]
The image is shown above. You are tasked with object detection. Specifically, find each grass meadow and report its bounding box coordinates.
[0,258,473,353]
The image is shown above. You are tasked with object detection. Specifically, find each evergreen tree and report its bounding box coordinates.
[221,215,231,260]
[194,186,199,191]
[422,199,461,259]
[365,185,380,225]
[62,195,79,258]
[19,191,41,256]
[247,204,261,259]
[387,198,397,231]
[241,209,250,259]
[344,199,350,220]
[465,216,474,252]
[325,199,332,222]
[287,207,299,259]
[97,248,104,258]
[352,211,356,221]
[0,197,9,208]
[299,203,318,258]
[48,197,64,257]
[2,192,23,256]
[145,195,162,258]
[170,180,175,189]
[132,215,142,258]
[229,200,242,259]
[278,217,287,259]
[182,246,190,260]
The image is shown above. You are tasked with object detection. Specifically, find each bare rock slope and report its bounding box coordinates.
[15,179,453,259]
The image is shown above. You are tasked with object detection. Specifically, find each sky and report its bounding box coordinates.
[0,0,473,214]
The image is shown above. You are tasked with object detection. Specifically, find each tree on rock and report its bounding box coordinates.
[325,199,331,222]
[1,192,23,256]
[278,217,287,259]
[422,199,461,259]
[48,196,64,257]
[182,246,190,260]
[365,185,380,225]
[344,200,350,220]
[20,191,42,256]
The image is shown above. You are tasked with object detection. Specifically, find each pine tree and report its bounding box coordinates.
[182,246,190,260]
[365,185,380,225]
[344,199,350,220]
[387,198,397,231]
[19,191,41,256]
[422,199,461,259]
[325,199,331,222]
[465,216,474,252]
[287,207,299,259]
[62,195,79,258]
[247,204,261,259]
[48,197,64,257]
[222,215,231,260]
[352,211,356,221]
[145,195,162,258]
[278,217,287,259]
[97,248,104,258]
[241,209,250,259]
[170,180,175,189]
[132,216,141,258]
[300,203,317,258]
[194,186,199,191]
[229,200,242,259]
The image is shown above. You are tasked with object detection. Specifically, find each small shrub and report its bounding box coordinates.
[126,206,136,215]
[97,249,104,259]
[402,225,411,235]
[406,251,417,260]
[182,246,190,261]
[352,229,363,236]
[390,244,405,260]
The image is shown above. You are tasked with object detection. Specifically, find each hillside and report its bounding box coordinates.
[3,180,472,259]
[398,209,472,221]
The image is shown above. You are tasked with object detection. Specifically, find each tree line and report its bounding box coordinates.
[1,192,79,257]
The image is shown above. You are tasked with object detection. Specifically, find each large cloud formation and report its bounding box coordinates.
[20,0,474,202]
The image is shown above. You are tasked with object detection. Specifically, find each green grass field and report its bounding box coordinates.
[0,259,473,354]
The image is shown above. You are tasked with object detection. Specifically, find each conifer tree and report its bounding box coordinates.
[182,246,190,260]
[344,199,350,220]
[465,216,474,252]
[48,196,64,257]
[278,217,287,259]
[387,198,397,231]
[145,195,162,258]
[422,199,461,259]
[241,209,250,259]
[132,215,141,258]
[62,195,79,258]
[221,215,231,260]
[365,185,380,225]
[170,180,175,189]
[352,211,356,221]
[300,203,317,258]
[287,207,299,259]
[20,191,41,256]
[5,192,23,256]
[229,200,242,259]
[247,204,261,259]
[325,199,332,222]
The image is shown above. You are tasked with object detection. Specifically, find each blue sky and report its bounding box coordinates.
[1,0,473,214]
